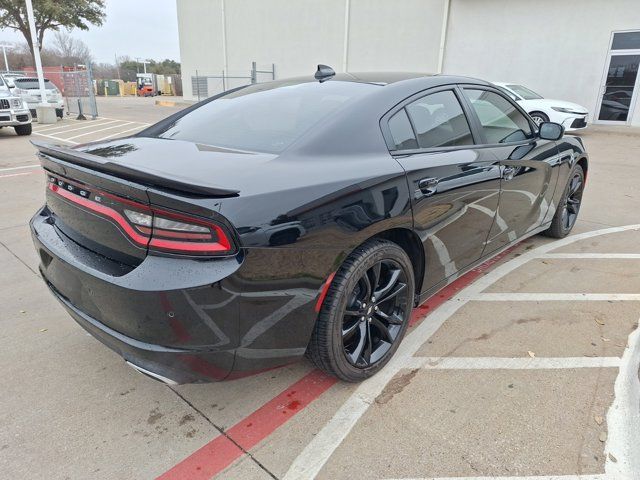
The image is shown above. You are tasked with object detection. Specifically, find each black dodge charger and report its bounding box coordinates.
[30,68,587,383]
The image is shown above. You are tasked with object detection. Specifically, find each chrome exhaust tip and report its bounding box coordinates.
[126,361,179,386]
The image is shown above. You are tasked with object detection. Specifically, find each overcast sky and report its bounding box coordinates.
[0,0,181,64]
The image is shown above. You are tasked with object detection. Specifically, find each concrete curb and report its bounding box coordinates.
[155,99,195,108]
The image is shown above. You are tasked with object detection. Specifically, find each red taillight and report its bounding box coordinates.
[48,181,235,256]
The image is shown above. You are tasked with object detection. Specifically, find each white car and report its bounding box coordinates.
[11,77,65,119]
[0,89,33,136]
[0,73,24,91]
[492,82,588,131]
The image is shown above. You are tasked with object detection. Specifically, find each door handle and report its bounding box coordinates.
[418,177,439,196]
[502,166,516,181]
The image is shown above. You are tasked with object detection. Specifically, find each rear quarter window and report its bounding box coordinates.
[388,109,418,150]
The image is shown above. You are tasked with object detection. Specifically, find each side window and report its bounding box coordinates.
[388,109,418,150]
[464,89,533,144]
[405,90,473,149]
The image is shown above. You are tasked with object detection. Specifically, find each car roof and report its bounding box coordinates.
[274,71,491,88]
[493,82,524,87]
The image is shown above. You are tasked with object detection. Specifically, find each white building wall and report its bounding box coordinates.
[177,0,226,100]
[346,0,445,72]
[177,0,640,125]
[443,0,640,126]
[176,0,448,99]
[224,0,346,85]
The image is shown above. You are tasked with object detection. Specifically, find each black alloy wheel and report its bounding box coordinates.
[342,259,409,367]
[307,239,415,382]
[543,164,585,238]
[562,170,584,230]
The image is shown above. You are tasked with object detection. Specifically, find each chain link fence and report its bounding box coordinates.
[61,66,98,119]
[2,66,98,119]
[191,62,275,101]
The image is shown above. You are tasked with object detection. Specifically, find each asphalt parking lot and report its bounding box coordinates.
[1,96,639,480]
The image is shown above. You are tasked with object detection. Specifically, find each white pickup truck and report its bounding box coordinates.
[0,88,33,136]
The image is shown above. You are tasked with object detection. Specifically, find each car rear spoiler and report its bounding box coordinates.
[31,140,240,198]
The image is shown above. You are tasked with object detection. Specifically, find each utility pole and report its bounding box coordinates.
[142,60,150,74]
[0,44,10,72]
[24,0,48,106]
[114,53,121,80]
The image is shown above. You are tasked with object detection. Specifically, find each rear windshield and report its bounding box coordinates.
[153,81,379,153]
[14,78,56,90]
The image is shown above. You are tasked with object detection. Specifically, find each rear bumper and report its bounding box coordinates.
[30,206,241,382]
[47,282,234,384]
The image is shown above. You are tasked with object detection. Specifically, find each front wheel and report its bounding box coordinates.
[14,124,32,136]
[307,239,415,382]
[529,111,549,126]
[543,164,584,238]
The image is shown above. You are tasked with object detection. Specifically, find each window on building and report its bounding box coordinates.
[464,89,533,144]
[405,90,473,149]
[612,31,640,50]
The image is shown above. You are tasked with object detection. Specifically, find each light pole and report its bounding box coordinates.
[0,44,11,72]
[24,0,49,107]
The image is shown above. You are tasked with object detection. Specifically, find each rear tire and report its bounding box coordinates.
[307,239,415,382]
[529,111,549,126]
[14,124,32,136]
[543,164,584,238]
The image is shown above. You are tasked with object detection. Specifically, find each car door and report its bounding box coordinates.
[460,86,561,254]
[382,87,501,294]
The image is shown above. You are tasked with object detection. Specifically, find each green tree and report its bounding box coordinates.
[0,0,105,66]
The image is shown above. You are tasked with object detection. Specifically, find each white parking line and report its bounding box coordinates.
[605,321,640,476]
[65,122,134,141]
[32,119,112,133]
[97,115,151,126]
[475,293,640,302]
[386,475,610,480]
[0,164,39,172]
[283,224,640,480]
[93,124,147,142]
[0,171,39,179]
[542,253,640,259]
[34,119,120,135]
[404,356,622,370]
[31,131,78,145]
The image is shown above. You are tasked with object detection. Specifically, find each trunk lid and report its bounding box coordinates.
[35,138,252,266]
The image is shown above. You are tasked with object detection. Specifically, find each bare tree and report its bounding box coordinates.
[51,30,93,65]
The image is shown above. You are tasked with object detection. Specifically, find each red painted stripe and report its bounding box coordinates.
[314,271,336,313]
[157,369,337,480]
[157,243,521,479]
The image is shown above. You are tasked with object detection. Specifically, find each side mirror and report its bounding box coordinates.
[538,122,564,141]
